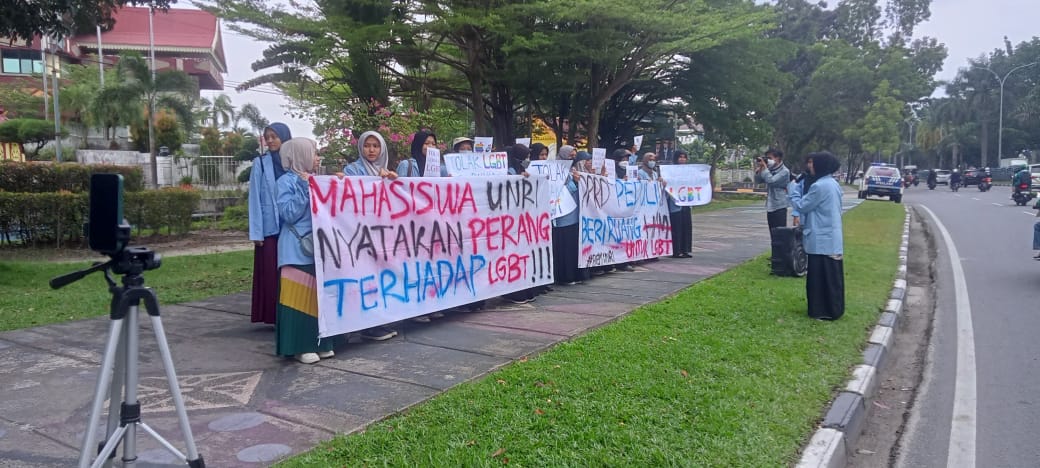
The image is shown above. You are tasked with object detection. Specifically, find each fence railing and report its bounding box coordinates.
[76,150,249,191]
[716,169,757,184]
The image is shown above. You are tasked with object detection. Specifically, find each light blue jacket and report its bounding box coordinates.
[788,175,843,255]
[343,160,372,177]
[395,158,450,177]
[276,173,314,267]
[247,154,281,241]
[756,164,791,213]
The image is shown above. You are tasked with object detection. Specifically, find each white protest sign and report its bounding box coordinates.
[592,148,606,171]
[625,164,639,180]
[515,138,531,147]
[660,164,712,206]
[424,147,442,177]
[310,175,555,337]
[576,175,673,268]
[604,159,617,179]
[527,160,577,219]
[442,152,509,177]
[474,137,494,154]
[633,135,643,150]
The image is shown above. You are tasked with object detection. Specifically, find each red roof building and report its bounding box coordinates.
[1,7,226,91]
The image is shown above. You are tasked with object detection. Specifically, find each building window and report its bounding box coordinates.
[1,49,44,75]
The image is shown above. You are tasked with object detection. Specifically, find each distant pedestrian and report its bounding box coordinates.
[754,148,791,243]
[788,151,845,321]
[248,122,291,325]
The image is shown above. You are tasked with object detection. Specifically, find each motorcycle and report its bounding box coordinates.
[978,176,992,192]
[950,180,960,192]
[928,180,936,190]
[903,174,914,188]
[1012,182,1035,206]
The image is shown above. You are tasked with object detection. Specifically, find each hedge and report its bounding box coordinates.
[0,188,200,247]
[0,161,144,193]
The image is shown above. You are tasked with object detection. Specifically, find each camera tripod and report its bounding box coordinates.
[51,247,204,468]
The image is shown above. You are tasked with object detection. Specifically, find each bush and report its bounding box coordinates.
[35,145,77,162]
[0,188,200,246]
[220,203,248,231]
[0,161,144,193]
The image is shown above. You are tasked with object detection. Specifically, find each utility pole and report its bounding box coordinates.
[97,26,104,86]
[148,6,158,187]
[982,62,1038,166]
[41,38,48,121]
[50,36,62,162]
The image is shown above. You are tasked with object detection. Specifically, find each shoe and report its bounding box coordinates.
[671,254,682,258]
[412,315,432,323]
[506,296,531,304]
[361,326,398,341]
[681,253,692,258]
[1034,253,1040,260]
[565,281,580,286]
[317,350,335,358]
[430,311,445,318]
[618,265,635,272]
[296,353,320,364]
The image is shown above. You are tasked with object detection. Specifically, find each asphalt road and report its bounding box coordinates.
[893,183,1040,468]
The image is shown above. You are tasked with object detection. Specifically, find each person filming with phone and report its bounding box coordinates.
[754,148,792,242]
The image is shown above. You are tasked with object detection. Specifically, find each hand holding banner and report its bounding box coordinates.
[576,174,672,268]
[659,164,712,206]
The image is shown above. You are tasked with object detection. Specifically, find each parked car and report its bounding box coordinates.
[962,169,981,186]
[858,164,903,203]
[934,169,951,185]
[1031,164,1040,190]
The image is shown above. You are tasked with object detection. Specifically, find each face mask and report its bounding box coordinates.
[767,159,777,168]
[619,161,629,168]
[647,161,656,168]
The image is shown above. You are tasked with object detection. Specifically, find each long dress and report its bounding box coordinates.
[276,264,334,356]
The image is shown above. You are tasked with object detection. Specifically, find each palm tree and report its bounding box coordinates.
[209,93,235,130]
[238,103,269,136]
[96,52,197,186]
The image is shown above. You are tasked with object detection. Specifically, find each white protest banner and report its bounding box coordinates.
[659,164,712,206]
[474,137,494,154]
[310,175,555,337]
[515,137,531,147]
[633,135,643,150]
[527,160,577,219]
[604,159,617,179]
[424,147,442,177]
[577,174,672,268]
[625,164,638,180]
[592,148,606,171]
[442,152,509,177]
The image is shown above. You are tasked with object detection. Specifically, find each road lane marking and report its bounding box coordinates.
[992,203,1003,207]
[972,197,980,201]
[920,206,977,468]
[1024,212,1035,216]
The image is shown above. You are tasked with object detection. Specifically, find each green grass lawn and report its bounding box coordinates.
[0,250,253,332]
[693,194,762,213]
[279,201,905,467]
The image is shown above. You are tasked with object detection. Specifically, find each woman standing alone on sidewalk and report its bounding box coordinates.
[788,152,845,321]
[248,123,291,325]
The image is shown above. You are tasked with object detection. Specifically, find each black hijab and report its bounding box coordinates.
[803,151,840,192]
[506,144,531,175]
[529,143,548,160]
[410,130,436,176]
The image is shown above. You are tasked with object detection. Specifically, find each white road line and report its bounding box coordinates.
[920,206,977,468]
[992,203,1003,207]
[1024,212,1035,216]
[972,197,980,201]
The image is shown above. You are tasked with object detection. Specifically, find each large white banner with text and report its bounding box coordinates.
[309,175,554,337]
[577,174,673,268]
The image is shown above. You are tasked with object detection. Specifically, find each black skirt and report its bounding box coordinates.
[670,208,692,254]
[553,223,580,284]
[806,254,845,320]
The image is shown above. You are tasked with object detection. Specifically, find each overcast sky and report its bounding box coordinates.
[206,0,1040,139]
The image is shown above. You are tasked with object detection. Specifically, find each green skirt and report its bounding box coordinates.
[276,264,335,357]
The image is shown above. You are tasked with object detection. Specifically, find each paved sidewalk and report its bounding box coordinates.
[0,200,853,466]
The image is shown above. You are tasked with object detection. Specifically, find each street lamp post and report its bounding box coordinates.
[903,118,915,169]
[982,62,1038,166]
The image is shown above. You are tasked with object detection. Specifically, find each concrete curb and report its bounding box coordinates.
[796,206,911,468]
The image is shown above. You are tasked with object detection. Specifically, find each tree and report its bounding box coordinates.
[95,52,196,186]
[0,118,64,159]
[237,103,268,136]
[0,81,45,119]
[208,93,235,130]
[0,0,173,41]
[844,80,904,167]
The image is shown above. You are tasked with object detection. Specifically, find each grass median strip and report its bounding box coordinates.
[0,250,253,332]
[280,200,904,467]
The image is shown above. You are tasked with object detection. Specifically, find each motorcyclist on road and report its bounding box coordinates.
[950,169,962,188]
[927,169,937,186]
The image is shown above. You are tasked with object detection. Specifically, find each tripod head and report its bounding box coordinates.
[50,247,162,291]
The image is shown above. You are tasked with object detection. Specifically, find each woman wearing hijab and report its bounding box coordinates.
[502,143,539,303]
[343,131,398,179]
[274,138,340,364]
[530,143,549,161]
[397,130,449,177]
[553,146,587,285]
[248,123,292,325]
[668,150,693,258]
[636,152,660,182]
[788,151,845,320]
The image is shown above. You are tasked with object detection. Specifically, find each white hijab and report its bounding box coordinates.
[357,131,389,176]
